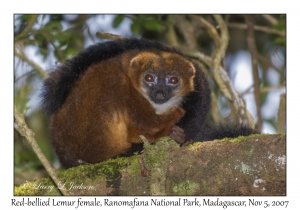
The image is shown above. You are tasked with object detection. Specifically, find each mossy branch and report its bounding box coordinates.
[15,134,286,196]
[140,135,180,196]
[14,106,68,196]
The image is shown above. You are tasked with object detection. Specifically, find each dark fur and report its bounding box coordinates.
[195,124,255,141]
[176,63,211,141]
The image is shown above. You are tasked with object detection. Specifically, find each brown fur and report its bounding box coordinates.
[50,51,194,168]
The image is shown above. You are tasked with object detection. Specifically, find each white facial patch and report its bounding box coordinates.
[149,96,183,115]
[141,92,182,115]
[140,85,183,114]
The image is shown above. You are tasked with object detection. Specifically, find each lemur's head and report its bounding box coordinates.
[128,51,196,114]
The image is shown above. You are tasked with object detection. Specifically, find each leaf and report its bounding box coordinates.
[19,14,35,22]
[131,22,141,34]
[43,20,63,33]
[272,22,286,31]
[274,37,286,46]
[143,19,162,32]
[113,15,124,28]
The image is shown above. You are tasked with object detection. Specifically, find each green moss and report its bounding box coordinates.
[172,180,199,195]
[189,141,202,150]
[201,179,209,192]
[14,181,37,196]
[14,178,61,196]
[142,136,180,195]
[219,136,247,143]
[59,154,139,180]
[14,154,142,196]
[219,133,277,143]
[144,136,179,165]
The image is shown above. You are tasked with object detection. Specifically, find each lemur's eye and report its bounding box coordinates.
[145,74,154,82]
[168,76,179,85]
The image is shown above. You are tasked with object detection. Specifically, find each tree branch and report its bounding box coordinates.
[14,15,39,43]
[173,15,198,51]
[212,15,230,98]
[213,15,254,127]
[277,93,286,133]
[186,50,254,128]
[15,134,286,196]
[242,85,285,95]
[261,14,278,25]
[14,106,68,196]
[165,15,180,47]
[96,31,125,40]
[191,15,221,57]
[257,53,285,77]
[14,48,48,78]
[246,15,263,132]
[227,23,285,36]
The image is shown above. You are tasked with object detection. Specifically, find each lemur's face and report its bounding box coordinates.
[128,51,196,114]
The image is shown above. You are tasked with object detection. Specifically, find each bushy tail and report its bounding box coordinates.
[194,124,256,142]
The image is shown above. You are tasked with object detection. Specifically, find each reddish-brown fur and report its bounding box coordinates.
[50,51,194,168]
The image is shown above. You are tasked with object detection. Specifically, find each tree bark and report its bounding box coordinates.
[14,134,286,196]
